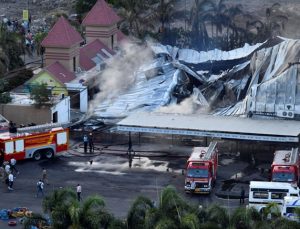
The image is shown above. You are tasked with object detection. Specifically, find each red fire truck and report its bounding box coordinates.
[271,148,300,185]
[0,123,69,164]
[184,141,218,194]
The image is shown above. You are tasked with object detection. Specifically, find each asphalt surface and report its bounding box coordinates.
[0,143,263,228]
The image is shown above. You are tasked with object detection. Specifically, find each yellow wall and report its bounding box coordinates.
[30,71,68,96]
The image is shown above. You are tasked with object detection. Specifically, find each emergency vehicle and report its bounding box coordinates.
[0,123,69,164]
[184,141,218,194]
[248,181,300,213]
[271,148,300,184]
[281,196,300,221]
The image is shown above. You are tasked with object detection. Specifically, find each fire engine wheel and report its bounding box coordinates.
[33,151,42,161]
[45,149,54,159]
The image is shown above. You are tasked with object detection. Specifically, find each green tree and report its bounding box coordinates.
[43,188,116,229]
[0,26,24,74]
[0,79,12,104]
[29,83,51,106]
[127,196,154,229]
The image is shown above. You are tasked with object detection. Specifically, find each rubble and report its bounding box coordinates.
[93,37,300,121]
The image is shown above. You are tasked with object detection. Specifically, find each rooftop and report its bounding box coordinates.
[41,16,83,48]
[45,61,76,83]
[82,0,121,26]
[117,112,300,142]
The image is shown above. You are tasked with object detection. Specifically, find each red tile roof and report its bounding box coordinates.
[82,0,121,26]
[41,16,83,48]
[80,39,115,71]
[45,62,76,83]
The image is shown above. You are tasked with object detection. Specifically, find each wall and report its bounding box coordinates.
[51,96,70,123]
[65,83,88,112]
[85,24,118,49]
[44,45,80,72]
[29,71,68,96]
[0,104,51,125]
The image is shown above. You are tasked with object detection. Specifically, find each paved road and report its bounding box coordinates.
[0,146,251,228]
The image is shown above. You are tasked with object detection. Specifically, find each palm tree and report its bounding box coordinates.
[43,188,114,229]
[230,206,262,229]
[206,204,229,228]
[189,0,210,49]
[127,196,154,229]
[153,0,176,33]
[118,0,154,38]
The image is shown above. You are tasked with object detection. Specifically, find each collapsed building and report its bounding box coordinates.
[94,36,300,121]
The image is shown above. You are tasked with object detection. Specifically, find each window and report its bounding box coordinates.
[187,168,208,178]
[15,140,24,152]
[271,192,287,199]
[253,191,269,199]
[5,141,14,154]
[57,132,67,145]
[286,207,297,214]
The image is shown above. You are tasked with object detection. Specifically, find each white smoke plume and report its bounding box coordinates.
[88,42,154,116]
[157,97,210,115]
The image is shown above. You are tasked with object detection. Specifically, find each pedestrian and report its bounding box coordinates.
[8,172,13,191]
[191,180,196,193]
[42,168,49,185]
[83,134,88,153]
[89,133,94,153]
[4,162,11,174]
[10,158,19,175]
[36,179,44,197]
[76,184,82,201]
[240,187,245,204]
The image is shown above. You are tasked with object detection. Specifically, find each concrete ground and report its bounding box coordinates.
[0,142,265,228]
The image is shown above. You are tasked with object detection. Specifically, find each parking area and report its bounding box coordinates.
[0,141,268,228]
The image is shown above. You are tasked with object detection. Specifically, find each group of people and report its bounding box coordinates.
[83,133,94,154]
[2,158,19,191]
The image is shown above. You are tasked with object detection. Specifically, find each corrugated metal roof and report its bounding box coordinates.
[117,112,300,138]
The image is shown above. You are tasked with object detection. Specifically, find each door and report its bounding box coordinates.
[53,111,58,123]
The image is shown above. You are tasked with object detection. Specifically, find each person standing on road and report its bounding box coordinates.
[88,133,94,153]
[191,180,196,193]
[8,172,14,191]
[10,158,19,175]
[42,168,49,185]
[4,162,11,174]
[36,179,44,197]
[240,187,245,204]
[83,134,88,154]
[77,184,82,201]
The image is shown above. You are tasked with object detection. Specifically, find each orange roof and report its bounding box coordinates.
[82,0,121,26]
[41,16,83,48]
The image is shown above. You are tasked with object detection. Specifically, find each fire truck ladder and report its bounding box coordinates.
[203,141,217,160]
[17,122,69,133]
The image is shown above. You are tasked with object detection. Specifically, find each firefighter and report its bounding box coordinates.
[88,133,94,153]
[83,134,88,153]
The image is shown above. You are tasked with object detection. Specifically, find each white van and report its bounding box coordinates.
[249,181,300,212]
[281,196,300,221]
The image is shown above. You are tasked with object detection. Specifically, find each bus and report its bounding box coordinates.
[248,181,300,212]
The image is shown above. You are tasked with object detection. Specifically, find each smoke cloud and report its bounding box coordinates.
[156,97,209,115]
[88,42,154,116]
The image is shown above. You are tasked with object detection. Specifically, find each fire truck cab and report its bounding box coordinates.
[271,148,300,185]
[0,124,69,164]
[184,141,218,194]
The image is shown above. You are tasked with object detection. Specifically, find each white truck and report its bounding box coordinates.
[248,181,300,213]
